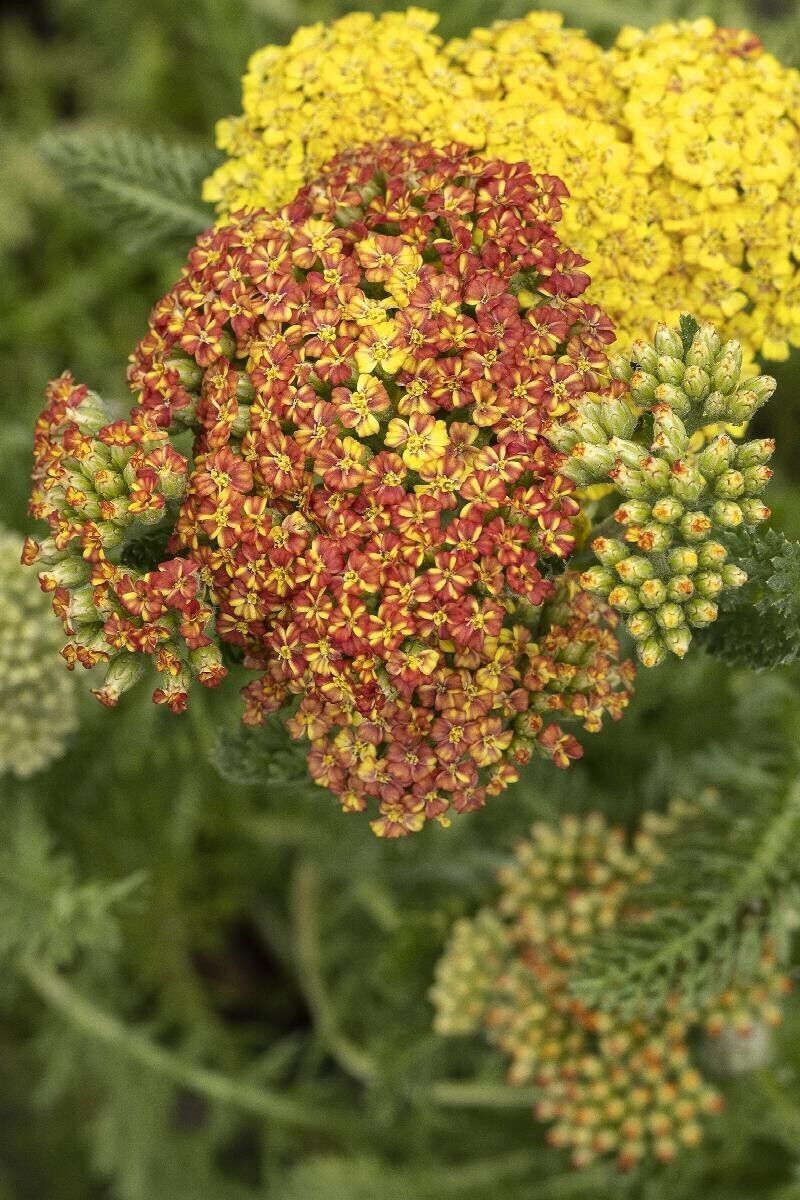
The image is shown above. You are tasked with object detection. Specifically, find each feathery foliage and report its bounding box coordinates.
[38,128,217,250]
[702,528,800,669]
[571,778,800,1017]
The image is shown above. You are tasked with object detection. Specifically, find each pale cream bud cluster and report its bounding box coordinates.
[0,527,78,778]
[431,811,791,1171]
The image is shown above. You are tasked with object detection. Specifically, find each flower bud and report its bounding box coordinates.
[614,500,651,525]
[615,557,654,585]
[741,465,773,493]
[607,585,641,613]
[651,497,684,524]
[639,455,671,491]
[638,637,667,668]
[600,398,638,439]
[711,342,743,395]
[629,340,660,374]
[663,625,692,657]
[92,467,127,499]
[91,653,146,708]
[592,537,630,567]
[580,566,616,594]
[735,438,774,468]
[610,355,633,382]
[654,383,692,416]
[668,461,705,503]
[680,512,713,542]
[608,461,649,498]
[629,370,658,405]
[639,578,668,609]
[656,356,686,386]
[610,437,647,469]
[710,500,743,529]
[668,546,699,574]
[165,355,204,389]
[713,470,745,500]
[686,324,721,371]
[721,564,747,589]
[651,405,688,459]
[627,611,656,639]
[634,523,673,552]
[65,389,111,434]
[684,598,719,627]
[682,365,711,401]
[38,558,91,590]
[694,571,723,599]
[667,575,694,602]
[572,442,617,477]
[697,541,728,568]
[701,390,728,422]
[740,498,770,524]
[654,325,683,358]
[655,602,684,630]
[697,435,735,477]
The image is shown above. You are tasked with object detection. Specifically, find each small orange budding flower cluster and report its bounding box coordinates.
[28,139,635,832]
[432,812,791,1168]
[25,374,226,712]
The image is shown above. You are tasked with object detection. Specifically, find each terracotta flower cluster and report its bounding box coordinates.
[25,374,227,712]
[546,319,776,666]
[127,139,634,835]
[431,811,791,1170]
[205,10,800,369]
[26,140,636,834]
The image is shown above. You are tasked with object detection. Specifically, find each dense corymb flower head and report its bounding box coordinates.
[125,138,632,833]
[432,811,791,1169]
[204,10,800,370]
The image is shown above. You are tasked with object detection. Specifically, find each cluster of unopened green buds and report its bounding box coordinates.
[546,318,776,667]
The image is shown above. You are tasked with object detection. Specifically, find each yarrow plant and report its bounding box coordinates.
[26,139,641,835]
[431,810,792,1171]
[204,10,800,369]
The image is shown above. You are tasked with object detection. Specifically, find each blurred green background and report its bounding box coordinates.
[3,2,800,1198]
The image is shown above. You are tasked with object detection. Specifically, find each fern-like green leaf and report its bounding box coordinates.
[570,780,800,1017]
[39,128,218,250]
[0,801,144,972]
[701,528,800,669]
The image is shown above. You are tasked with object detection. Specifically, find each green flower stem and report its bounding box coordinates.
[291,861,547,1109]
[19,957,343,1134]
[290,860,379,1085]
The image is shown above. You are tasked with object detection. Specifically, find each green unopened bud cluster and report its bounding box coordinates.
[546,319,776,667]
[0,528,78,778]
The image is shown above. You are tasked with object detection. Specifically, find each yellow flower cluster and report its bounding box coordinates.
[204,10,800,370]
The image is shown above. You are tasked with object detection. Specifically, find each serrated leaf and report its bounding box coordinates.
[39,128,218,251]
[702,528,800,670]
[571,779,800,1016]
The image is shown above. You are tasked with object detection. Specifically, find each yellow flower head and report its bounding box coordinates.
[205,10,800,371]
